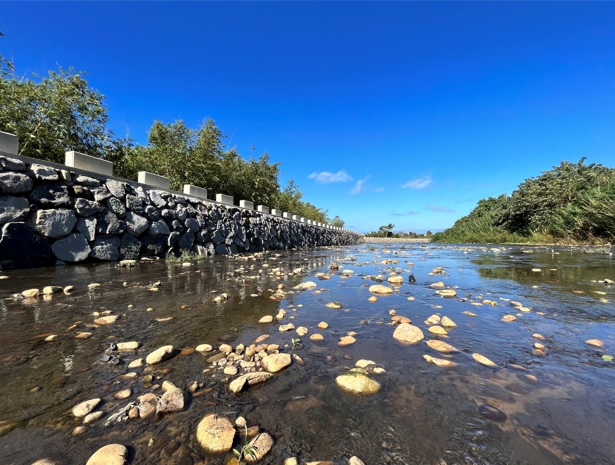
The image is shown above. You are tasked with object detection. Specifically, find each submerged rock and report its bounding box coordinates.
[229,372,274,394]
[336,369,381,396]
[478,403,508,422]
[72,398,101,417]
[392,323,424,344]
[146,345,174,364]
[261,353,292,373]
[245,432,275,463]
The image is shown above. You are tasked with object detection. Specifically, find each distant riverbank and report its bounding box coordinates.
[362,236,431,243]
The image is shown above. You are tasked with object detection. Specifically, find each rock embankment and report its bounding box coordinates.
[0,155,362,269]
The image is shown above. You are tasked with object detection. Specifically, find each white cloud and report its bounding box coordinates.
[308,170,353,183]
[374,186,385,192]
[349,176,370,195]
[401,175,432,189]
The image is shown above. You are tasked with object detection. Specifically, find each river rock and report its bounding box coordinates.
[0,195,30,224]
[392,323,424,344]
[472,353,497,367]
[90,236,121,261]
[369,284,393,294]
[262,353,291,373]
[423,355,457,367]
[196,414,235,454]
[74,198,105,217]
[51,233,91,262]
[0,172,33,193]
[294,281,317,291]
[72,398,101,417]
[426,340,459,352]
[31,459,57,465]
[196,344,213,353]
[387,275,403,284]
[258,315,273,323]
[436,289,457,298]
[229,372,274,394]
[42,286,62,295]
[338,336,356,347]
[349,457,366,465]
[22,288,39,298]
[296,326,308,336]
[85,444,128,465]
[441,316,457,328]
[29,209,77,238]
[428,325,447,335]
[94,315,118,325]
[125,211,149,236]
[335,369,381,396]
[585,339,604,347]
[310,334,324,342]
[116,341,140,350]
[146,345,175,364]
[157,387,184,413]
[224,366,238,376]
[83,410,104,425]
[279,323,295,332]
[245,432,274,463]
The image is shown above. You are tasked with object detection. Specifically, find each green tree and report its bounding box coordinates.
[0,61,113,163]
[330,216,345,228]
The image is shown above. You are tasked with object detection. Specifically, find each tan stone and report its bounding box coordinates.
[85,444,128,465]
[368,284,393,294]
[392,324,424,344]
[245,432,275,463]
[72,398,101,417]
[196,414,235,454]
[262,353,291,373]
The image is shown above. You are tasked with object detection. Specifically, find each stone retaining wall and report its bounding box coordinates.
[0,154,362,269]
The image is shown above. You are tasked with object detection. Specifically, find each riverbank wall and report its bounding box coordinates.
[0,131,362,269]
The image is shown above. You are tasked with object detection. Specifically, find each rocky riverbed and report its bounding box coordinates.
[0,244,614,464]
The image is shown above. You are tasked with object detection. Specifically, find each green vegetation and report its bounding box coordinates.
[366,223,432,238]
[432,159,615,244]
[0,41,337,225]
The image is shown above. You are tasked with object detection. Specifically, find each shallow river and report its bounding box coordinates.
[1,244,614,465]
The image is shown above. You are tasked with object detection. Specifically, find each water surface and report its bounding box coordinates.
[0,244,614,465]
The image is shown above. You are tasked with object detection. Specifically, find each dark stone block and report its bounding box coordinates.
[0,222,51,259]
[30,184,73,208]
[120,234,141,260]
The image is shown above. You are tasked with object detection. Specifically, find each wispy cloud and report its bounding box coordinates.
[374,186,385,192]
[392,210,419,216]
[349,175,370,195]
[401,174,432,189]
[308,170,353,183]
[428,205,455,213]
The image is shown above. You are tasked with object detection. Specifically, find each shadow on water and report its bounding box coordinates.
[0,244,614,464]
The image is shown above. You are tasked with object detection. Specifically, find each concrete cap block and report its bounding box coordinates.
[257,205,270,214]
[65,151,113,177]
[138,171,170,189]
[0,131,18,155]
[283,212,291,219]
[271,209,282,217]
[216,193,234,206]
[239,200,254,210]
[183,184,208,200]
[292,215,299,221]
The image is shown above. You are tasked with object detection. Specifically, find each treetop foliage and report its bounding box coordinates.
[0,42,336,224]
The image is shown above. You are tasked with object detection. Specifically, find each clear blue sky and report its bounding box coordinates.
[2,2,614,233]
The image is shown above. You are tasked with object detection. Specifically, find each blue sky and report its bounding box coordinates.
[2,2,615,233]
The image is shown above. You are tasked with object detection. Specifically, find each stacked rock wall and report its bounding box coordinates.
[0,155,362,269]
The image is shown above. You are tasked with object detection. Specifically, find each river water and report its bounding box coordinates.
[0,244,614,465]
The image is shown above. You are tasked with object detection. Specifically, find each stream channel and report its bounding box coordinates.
[0,244,614,465]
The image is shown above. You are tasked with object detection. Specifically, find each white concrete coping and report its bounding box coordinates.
[184,184,208,200]
[307,220,312,225]
[283,212,291,219]
[292,215,299,221]
[65,151,113,176]
[271,209,282,217]
[300,217,306,223]
[239,200,254,210]
[216,193,234,206]
[257,205,269,214]
[138,171,170,189]
[0,131,18,155]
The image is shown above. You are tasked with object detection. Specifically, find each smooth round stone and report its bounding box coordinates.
[196,414,235,454]
[335,370,381,396]
[196,344,213,353]
[368,284,393,294]
[310,334,324,342]
[317,321,329,329]
[262,353,292,373]
[116,341,140,350]
[258,315,274,323]
[85,444,128,465]
[83,411,104,425]
[72,398,101,417]
[392,324,424,344]
[296,326,308,336]
[22,289,40,298]
[224,366,238,376]
[338,336,356,347]
[145,345,174,364]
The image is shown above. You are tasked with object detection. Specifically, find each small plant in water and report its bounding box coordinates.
[233,424,258,464]
[166,250,206,264]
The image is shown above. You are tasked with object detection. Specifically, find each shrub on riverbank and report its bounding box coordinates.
[433,159,615,244]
